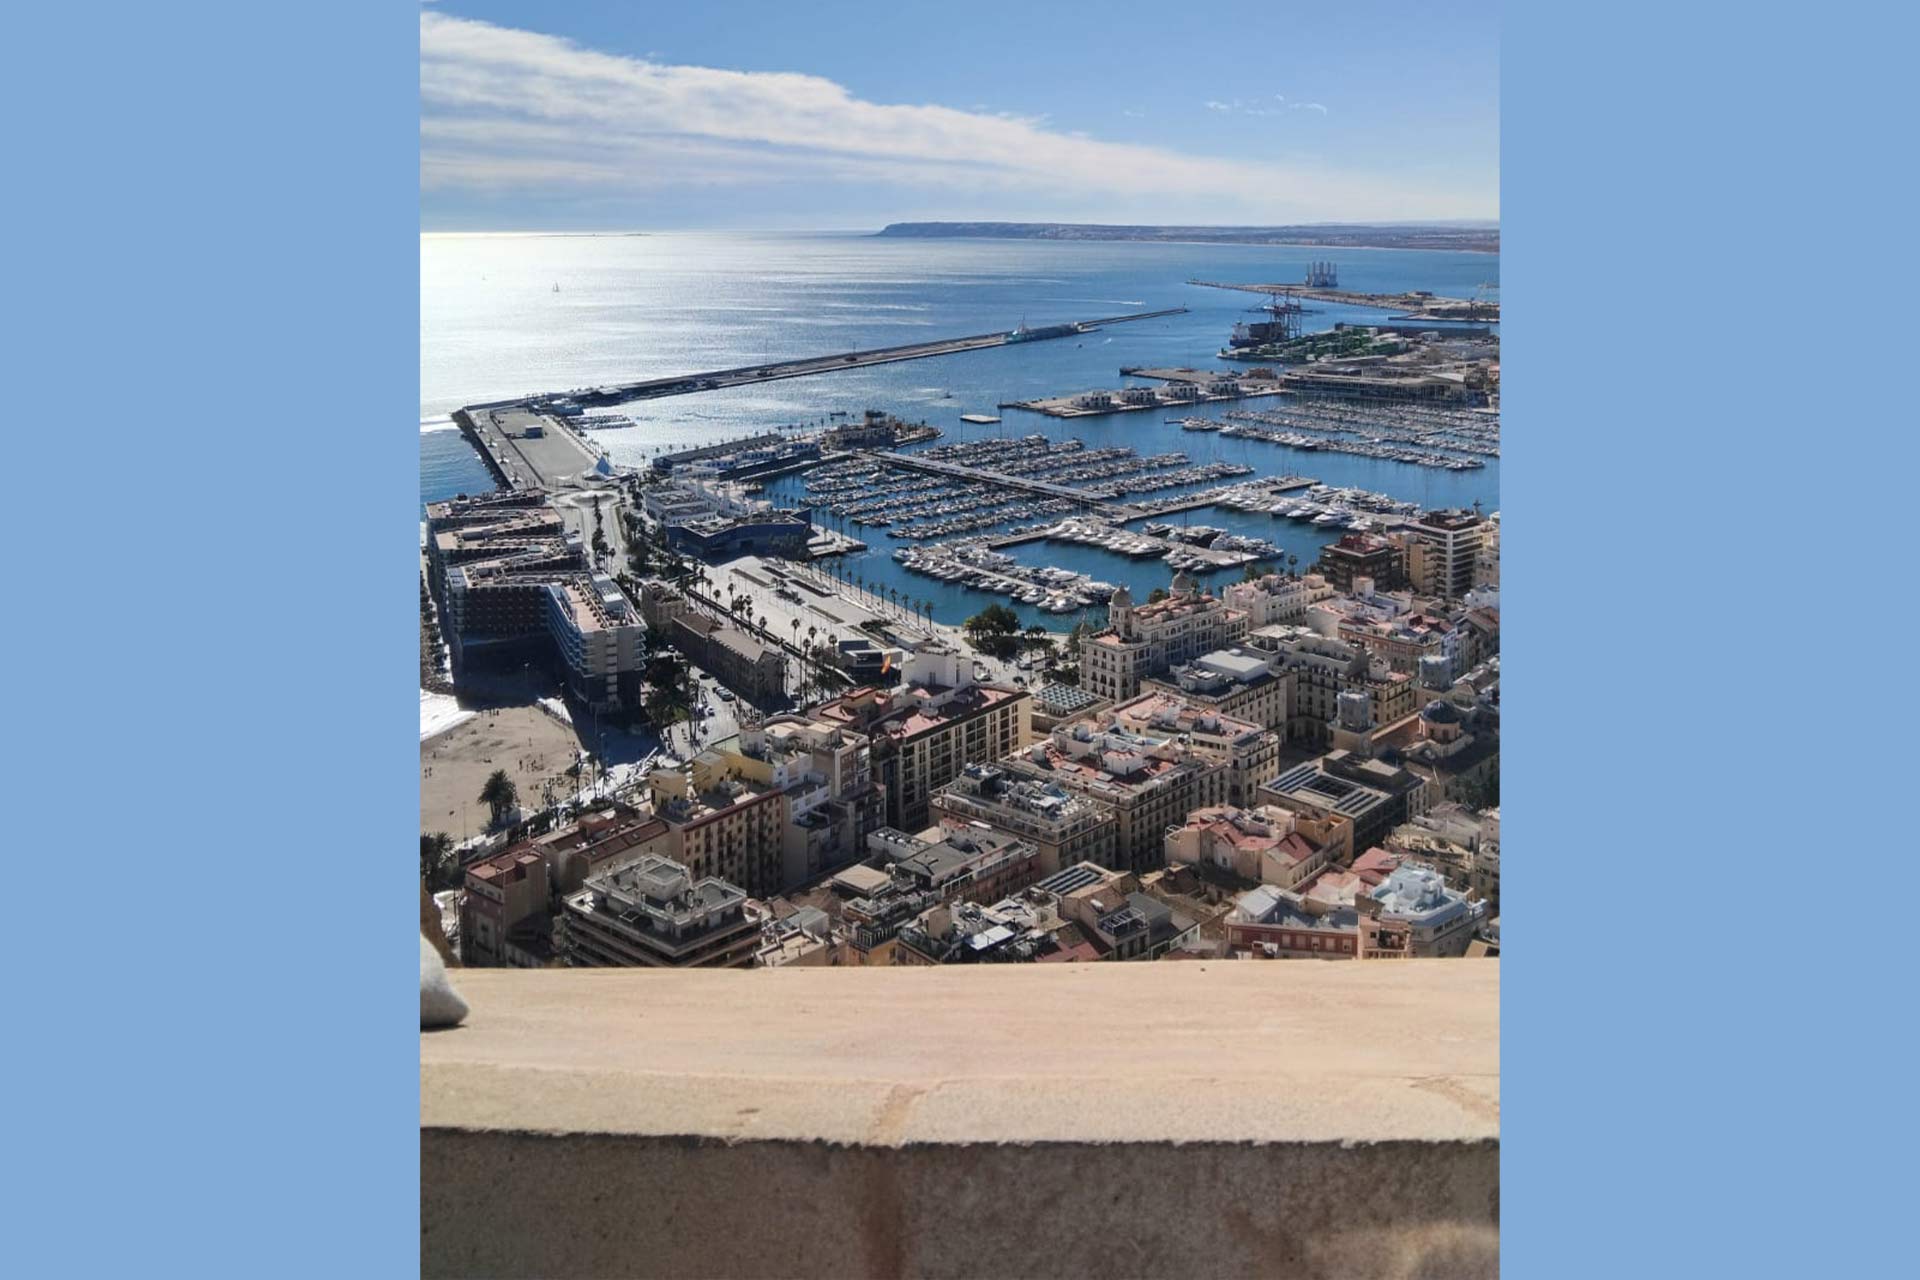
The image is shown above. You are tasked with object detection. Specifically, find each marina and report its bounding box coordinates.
[799,438,1265,539]
[1220,400,1498,470]
[427,232,1500,630]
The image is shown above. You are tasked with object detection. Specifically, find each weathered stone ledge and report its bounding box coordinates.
[423,963,1498,1279]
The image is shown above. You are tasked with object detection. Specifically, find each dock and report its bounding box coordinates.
[454,404,606,493]
[1125,476,1316,520]
[863,449,1116,511]
[1003,368,1288,419]
[544,307,1189,409]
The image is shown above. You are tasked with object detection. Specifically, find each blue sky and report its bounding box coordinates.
[420,1,1498,231]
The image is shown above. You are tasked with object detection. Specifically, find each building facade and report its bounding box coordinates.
[931,763,1118,876]
[1002,720,1229,875]
[1165,805,1345,891]
[426,491,647,713]
[560,854,759,968]
[1405,510,1486,601]
[1139,646,1293,734]
[460,848,553,968]
[1258,751,1428,859]
[1317,534,1408,592]
[646,763,788,899]
[814,648,1030,834]
[1370,862,1487,957]
[1225,884,1412,960]
[1107,692,1280,808]
[1080,573,1244,704]
[706,714,882,890]
[1248,625,1417,746]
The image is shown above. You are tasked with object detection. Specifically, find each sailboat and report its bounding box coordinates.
[552,282,561,293]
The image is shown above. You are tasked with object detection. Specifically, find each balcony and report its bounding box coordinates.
[422,961,1498,1278]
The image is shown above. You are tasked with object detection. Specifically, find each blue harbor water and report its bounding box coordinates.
[422,231,1497,626]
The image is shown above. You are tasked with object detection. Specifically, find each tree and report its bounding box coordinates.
[963,603,1022,658]
[421,831,455,888]
[479,770,518,828]
[1147,587,1169,604]
[1287,553,1300,578]
[1243,561,1274,582]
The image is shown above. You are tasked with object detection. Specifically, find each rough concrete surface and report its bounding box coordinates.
[423,963,1498,1278]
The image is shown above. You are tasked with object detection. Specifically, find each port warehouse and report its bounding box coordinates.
[425,490,646,713]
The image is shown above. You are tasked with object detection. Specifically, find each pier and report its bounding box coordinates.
[1187,279,1498,323]
[860,449,1120,513]
[542,307,1189,409]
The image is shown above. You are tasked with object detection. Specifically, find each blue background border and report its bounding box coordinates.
[1504,3,1911,1274]
[10,2,1913,1273]
[11,2,420,1273]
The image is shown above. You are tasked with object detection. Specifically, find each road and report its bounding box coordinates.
[706,554,1066,696]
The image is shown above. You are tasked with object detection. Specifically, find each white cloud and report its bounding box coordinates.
[1290,102,1330,114]
[1205,96,1300,118]
[421,13,1463,218]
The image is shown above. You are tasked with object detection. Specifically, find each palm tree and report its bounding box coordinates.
[479,770,518,829]
[421,831,455,887]
[1287,553,1299,578]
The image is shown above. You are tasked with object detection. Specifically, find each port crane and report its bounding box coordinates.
[1241,290,1318,343]
[1467,282,1498,322]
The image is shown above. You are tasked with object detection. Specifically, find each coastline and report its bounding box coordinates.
[872,224,1499,255]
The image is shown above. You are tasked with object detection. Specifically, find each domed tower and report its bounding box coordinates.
[1420,698,1465,746]
[1108,583,1135,638]
[1171,569,1197,597]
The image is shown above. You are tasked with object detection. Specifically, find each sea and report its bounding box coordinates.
[422,231,1498,627]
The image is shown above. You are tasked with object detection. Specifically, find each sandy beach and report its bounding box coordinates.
[421,702,584,841]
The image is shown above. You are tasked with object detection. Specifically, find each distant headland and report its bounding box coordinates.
[875,221,1499,254]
